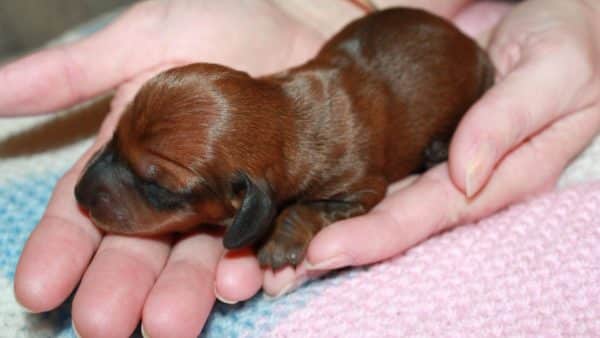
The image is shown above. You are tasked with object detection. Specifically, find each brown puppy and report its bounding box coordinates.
[75,8,494,269]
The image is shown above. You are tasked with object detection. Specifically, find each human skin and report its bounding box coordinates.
[8,0,597,337]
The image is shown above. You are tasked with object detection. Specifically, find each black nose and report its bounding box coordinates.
[75,180,112,210]
[74,181,89,208]
[74,147,117,210]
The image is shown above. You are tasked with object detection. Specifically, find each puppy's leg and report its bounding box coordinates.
[257,176,386,269]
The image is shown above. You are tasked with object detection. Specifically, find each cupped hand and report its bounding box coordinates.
[13,0,597,335]
[4,0,491,333]
[9,1,325,337]
[258,0,600,296]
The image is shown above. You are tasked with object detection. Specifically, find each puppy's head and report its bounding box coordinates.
[75,63,278,249]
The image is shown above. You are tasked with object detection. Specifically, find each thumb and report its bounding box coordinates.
[449,38,596,197]
[0,2,164,116]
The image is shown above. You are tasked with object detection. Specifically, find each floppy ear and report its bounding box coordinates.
[223,172,276,249]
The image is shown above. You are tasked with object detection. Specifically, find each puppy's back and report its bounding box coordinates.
[318,8,494,181]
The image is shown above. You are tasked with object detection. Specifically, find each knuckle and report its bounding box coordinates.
[489,40,521,76]
[506,102,533,146]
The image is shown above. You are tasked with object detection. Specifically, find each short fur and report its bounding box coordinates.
[75,8,494,269]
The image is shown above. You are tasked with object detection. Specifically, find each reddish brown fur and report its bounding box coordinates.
[75,8,494,269]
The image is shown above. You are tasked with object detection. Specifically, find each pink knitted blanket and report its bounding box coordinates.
[266,182,600,337]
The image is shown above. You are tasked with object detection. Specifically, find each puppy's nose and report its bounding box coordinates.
[75,179,129,227]
[74,181,90,208]
[75,183,110,209]
[74,179,89,208]
[75,180,113,210]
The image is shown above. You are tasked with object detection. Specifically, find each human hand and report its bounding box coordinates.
[257,0,600,296]
[8,1,327,337]
[5,0,493,332]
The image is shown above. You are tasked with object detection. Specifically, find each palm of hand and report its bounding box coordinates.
[103,0,326,134]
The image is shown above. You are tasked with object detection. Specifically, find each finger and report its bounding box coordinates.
[141,231,223,338]
[307,103,600,269]
[0,2,164,116]
[215,249,262,304]
[385,174,419,195]
[69,98,170,338]
[13,96,125,312]
[12,139,109,312]
[262,260,331,298]
[449,41,597,197]
[13,168,102,312]
[72,235,171,338]
[466,103,600,217]
[263,266,300,297]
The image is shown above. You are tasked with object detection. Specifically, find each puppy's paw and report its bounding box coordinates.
[256,204,318,269]
[257,235,308,269]
[255,199,373,270]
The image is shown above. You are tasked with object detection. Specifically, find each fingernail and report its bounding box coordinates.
[72,320,82,338]
[465,142,495,198]
[275,275,309,299]
[214,286,238,305]
[264,274,309,300]
[141,323,150,338]
[305,254,353,271]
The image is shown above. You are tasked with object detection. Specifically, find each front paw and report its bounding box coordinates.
[256,203,332,269]
[257,235,308,270]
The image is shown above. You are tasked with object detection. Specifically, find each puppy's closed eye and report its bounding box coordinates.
[136,178,192,210]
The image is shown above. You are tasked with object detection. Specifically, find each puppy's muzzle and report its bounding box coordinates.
[74,150,133,230]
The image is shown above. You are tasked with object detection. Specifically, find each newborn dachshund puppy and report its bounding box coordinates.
[75,8,494,269]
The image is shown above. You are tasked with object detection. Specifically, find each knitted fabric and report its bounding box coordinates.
[269,183,600,337]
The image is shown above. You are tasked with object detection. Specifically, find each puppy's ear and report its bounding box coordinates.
[223,172,276,249]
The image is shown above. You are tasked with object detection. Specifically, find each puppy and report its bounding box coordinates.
[75,8,494,269]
